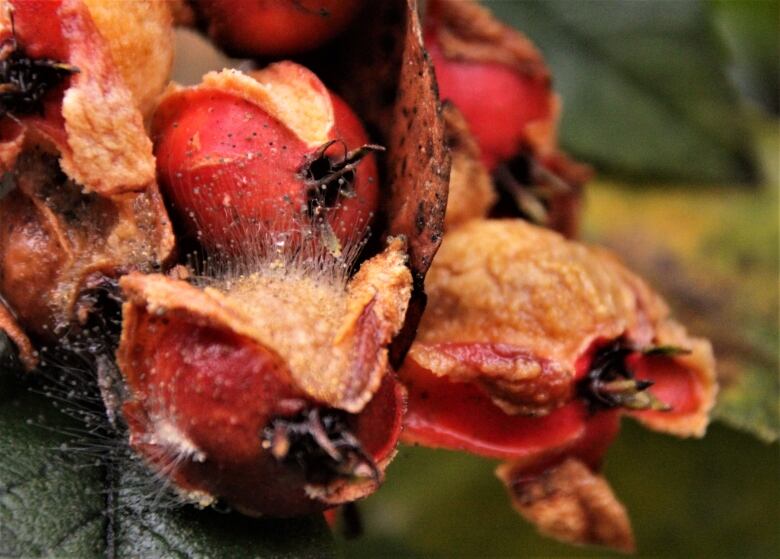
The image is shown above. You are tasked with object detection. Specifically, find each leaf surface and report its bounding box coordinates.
[485,0,758,183]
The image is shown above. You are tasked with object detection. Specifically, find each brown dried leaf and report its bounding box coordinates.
[497,457,635,553]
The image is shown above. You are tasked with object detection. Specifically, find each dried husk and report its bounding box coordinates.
[406,219,717,431]
[497,458,635,553]
[0,0,174,363]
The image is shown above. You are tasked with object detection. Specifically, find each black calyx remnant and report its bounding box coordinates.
[493,152,570,226]
[299,140,384,256]
[301,140,384,217]
[65,275,124,355]
[578,339,673,413]
[0,33,78,120]
[261,407,379,486]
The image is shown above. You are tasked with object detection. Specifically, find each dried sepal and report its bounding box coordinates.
[405,219,716,429]
[442,103,495,230]
[497,458,635,553]
[58,3,155,193]
[79,0,173,118]
[120,239,410,413]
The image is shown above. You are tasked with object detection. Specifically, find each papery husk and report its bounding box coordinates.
[406,219,716,431]
[497,458,635,553]
[80,0,174,118]
[0,0,174,360]
[119,238,411,414]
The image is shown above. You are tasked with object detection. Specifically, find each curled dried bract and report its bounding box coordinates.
[497,458,635,553]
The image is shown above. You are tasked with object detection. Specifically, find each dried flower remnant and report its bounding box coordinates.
[399,219,717,550]
[424,0,590,236]
[0,0,173,366]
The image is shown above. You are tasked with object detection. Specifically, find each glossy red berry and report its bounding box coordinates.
[424,0,554,170]
[193,0,363,57]
[153,62,380,254]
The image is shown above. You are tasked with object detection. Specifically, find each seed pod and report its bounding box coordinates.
[399,219,717,550]
[152,63,381,256]
[0,0,174,365]
[424,0,590,236]
[188,0,363,58]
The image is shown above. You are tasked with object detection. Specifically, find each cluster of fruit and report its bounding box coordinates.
[0,0,716,551]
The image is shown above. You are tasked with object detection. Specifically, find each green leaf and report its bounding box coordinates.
[0,389,105,558]
[338,423,780,557]
[484,0,759,184]
[712,0,779,114]
[0,379,335,558]
[580,120,779,441]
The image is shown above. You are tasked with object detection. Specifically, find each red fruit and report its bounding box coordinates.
[424,0,554,170]
[152,62,380,254]
[116,236,412,516]
[120,309,404,516]
[398,219,717,550]
[193,0,362,57]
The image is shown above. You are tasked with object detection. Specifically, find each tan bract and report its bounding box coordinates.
[81,0,174,117]
[119,238,411,413]
[497,458,635,552]
[409,219,716,433]
[201,64,335,148]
